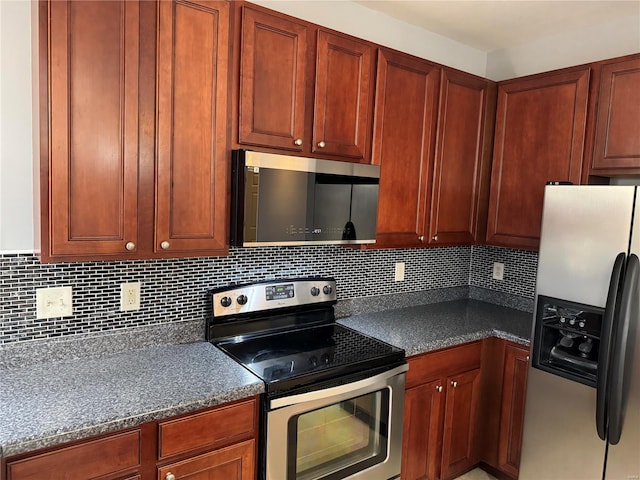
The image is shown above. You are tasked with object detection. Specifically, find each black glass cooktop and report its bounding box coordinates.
[215,323,404,386]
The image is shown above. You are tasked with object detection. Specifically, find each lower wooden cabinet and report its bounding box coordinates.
[158,440,255,480]
[497,343,530,478]
[402,342,482,480]
[4,397,258,480]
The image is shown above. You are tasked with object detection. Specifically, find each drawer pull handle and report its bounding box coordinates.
[451,380,458,388]
[166,473,176,480]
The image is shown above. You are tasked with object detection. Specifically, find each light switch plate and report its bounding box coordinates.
[493,262,505,281]
[36,286,73,319]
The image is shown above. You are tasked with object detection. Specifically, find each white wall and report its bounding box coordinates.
[0,0,33,253]
[487,13,640,80]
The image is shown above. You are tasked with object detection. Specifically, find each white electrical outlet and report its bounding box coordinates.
[120,282,141,311]
[36,286,73,319]
[394,262,405,282]
[493,262,505,281]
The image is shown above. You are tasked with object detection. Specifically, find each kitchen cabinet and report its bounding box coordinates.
[589,55,640,174]
[402,341,482,480]
[4,397,259,480]
[486,66,590,250]
[428,68,495,246]
[497,343,529,478]
[36,0,230,262]
[158,440,255,480]
[235,5,374,162]
[372,49,440,247]
[6,430,142,480]
[372,51,495,249]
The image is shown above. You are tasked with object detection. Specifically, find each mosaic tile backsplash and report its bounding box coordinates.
[0,245,538,344]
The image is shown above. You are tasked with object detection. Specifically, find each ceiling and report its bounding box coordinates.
[354,1,640,52]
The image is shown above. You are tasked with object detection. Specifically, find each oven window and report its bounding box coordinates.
[288,389,390,480]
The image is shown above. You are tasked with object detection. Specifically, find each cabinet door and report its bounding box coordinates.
[238,7,307,151]
[498,344,530,478]
[47,0,140,257]
[156,0,229,255]
[157,439,255,480]
[592,56,640,171]
[372,49,440,247]
[313,31,373,160]
[402,379,445,480]
[429,69,494,246]
[440,368,481,480]
[487,68,589,250]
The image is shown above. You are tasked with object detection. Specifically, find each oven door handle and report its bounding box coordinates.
[269,363,408,409]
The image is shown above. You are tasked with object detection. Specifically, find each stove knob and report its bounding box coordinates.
[569,318,576,326]
[237,294,248,305]
[578,321,586,328]
[321,353,330,365]
[309,356,318,367]
[323,285,333,295]
[310,287,320,296]
[220,296,232,308]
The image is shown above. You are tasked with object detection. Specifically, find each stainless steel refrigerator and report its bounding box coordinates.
[520,185,640,480]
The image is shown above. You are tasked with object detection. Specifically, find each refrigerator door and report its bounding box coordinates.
[520,186,637,479]
[535,186,636,307]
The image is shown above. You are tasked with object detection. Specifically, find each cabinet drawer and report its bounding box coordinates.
[158,398,257,459]
[406,341,482,389]
[7,430,140,480]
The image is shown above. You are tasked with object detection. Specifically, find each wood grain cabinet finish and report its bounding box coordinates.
[428,69,495,246]
[42,0,141,259]
[497,344,529,479]
[372,49,440,248]
[155,0,229,255]
[158,439,255,480]
[313,31,374,161]
[487,67,590,250]
[238,7,308,151]
[7,430,141,480]
[402,342,482,480]
[591,56,640,172]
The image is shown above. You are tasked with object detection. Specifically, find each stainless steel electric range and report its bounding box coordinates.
[207,277,407,480]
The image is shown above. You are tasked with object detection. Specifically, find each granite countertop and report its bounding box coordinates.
[0,298,532,460]
[338,299,533,356]
[0,342,264,458]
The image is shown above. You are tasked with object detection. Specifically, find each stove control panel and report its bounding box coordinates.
[211,277,337,317]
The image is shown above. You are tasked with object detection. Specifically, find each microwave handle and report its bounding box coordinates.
[596,252,626,441]
[606,254,639,445]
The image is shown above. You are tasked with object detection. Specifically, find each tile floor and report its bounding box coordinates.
[454,468,498,480]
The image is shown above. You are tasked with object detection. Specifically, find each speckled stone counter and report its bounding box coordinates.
[0,342,263,458]
[338,299,532,356]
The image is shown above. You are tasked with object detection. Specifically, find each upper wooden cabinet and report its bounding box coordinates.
[235,6,374,162]
[590,55,640,173]
[237,7,307,151]
[43,0,141,259]
[428,69,495,246]
[372,49,440,247]
[372,51,494,249]
[37,0,230,261]
[155,0,229,255]
[486,67,590,250]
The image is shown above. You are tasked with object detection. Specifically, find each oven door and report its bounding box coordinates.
[266,364,408,480]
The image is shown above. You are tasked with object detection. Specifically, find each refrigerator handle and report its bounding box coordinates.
[596,252,626,441]
[606,254,639,445]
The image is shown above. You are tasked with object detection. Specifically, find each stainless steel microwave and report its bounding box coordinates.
[230,150,380,247]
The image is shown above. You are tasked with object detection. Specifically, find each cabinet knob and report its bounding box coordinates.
[294,138,303,146]
[125,242,136,251]
[451,380,458,388]
[418,236,424,242]
[432,235,438,241]
[436,385,443,392]
[160,241,170,250]
[165,474,176,480]
[317,141,326,148]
